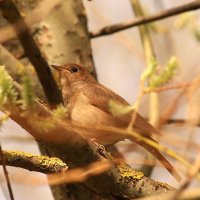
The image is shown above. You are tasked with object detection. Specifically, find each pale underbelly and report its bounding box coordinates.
[71,104,125,145]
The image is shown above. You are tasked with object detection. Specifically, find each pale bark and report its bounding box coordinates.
[35,0,95,76]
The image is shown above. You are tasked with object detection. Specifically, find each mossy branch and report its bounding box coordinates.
[1,150,68,173]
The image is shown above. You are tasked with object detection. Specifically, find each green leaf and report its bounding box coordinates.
[175,13,194,29]
[0,114,9,128]
[141,57,158,81]
[149,56,178,88]
[52,104,68,119]
[193,27,200,42]
[0,66,17,106]
[21,75,34,109]
[108,100,133,116]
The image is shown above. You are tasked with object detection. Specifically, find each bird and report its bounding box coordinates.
[51,63,181,181]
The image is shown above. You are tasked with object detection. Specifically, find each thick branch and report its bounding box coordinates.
[1,150,68,173]
[0,0,62,106]
[90,0,200,38]
[138,188,200,200]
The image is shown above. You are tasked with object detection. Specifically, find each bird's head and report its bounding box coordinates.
[51,63,95,88]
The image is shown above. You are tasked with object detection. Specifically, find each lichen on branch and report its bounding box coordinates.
[2,150,68,173]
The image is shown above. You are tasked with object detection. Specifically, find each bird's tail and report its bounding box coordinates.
[128,136,181,182]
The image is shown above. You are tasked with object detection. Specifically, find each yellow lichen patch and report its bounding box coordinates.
[117,164,144,179]
[157,181,173,190]
[38,156,67,167]
[4,150,67,169]
[4,150,34,159]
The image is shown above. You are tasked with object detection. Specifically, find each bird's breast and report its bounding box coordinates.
[70,93,109,125]
[68,93,125,144]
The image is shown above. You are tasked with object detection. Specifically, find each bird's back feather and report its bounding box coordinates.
[83,82,159,136]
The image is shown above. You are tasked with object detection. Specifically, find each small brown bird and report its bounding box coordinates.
[52,63,181,181]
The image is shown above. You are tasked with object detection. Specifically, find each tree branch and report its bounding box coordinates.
[1,150,68,173]
[144,118,200,127]
[137,188,200,200]
[154,118,200,126]
[90,0,200,38]
[0,44,47,100]
[0,0,62,106]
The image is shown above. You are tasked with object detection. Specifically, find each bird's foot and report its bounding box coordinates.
[90,138,106,158]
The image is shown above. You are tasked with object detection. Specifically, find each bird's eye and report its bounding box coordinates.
[70,66,79,73]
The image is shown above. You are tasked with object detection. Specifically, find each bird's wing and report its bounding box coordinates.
[83,83,160,136]
[83,83,129,114]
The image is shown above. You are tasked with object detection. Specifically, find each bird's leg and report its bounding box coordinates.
[89,138,107,158]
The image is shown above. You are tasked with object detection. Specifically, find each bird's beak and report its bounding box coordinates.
[50,64,63,71]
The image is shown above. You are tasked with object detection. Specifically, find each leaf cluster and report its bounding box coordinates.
[141,56,178,89]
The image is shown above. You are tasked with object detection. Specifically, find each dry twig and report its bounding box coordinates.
[0,146,14,200]
[90,1,200,38]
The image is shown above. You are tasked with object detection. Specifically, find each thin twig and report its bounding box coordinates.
[11,161,112,186]
[143,83,192,93]
[0,0,63,107]
[127,80,145,130]
[159,91,186,127]
[172,153,200,200]
[0,145,14,200]
[71,122,196,177]
[144,74,200,93]
[147,118,200,127]
[130,0,157,177]
[90,0,200,38]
